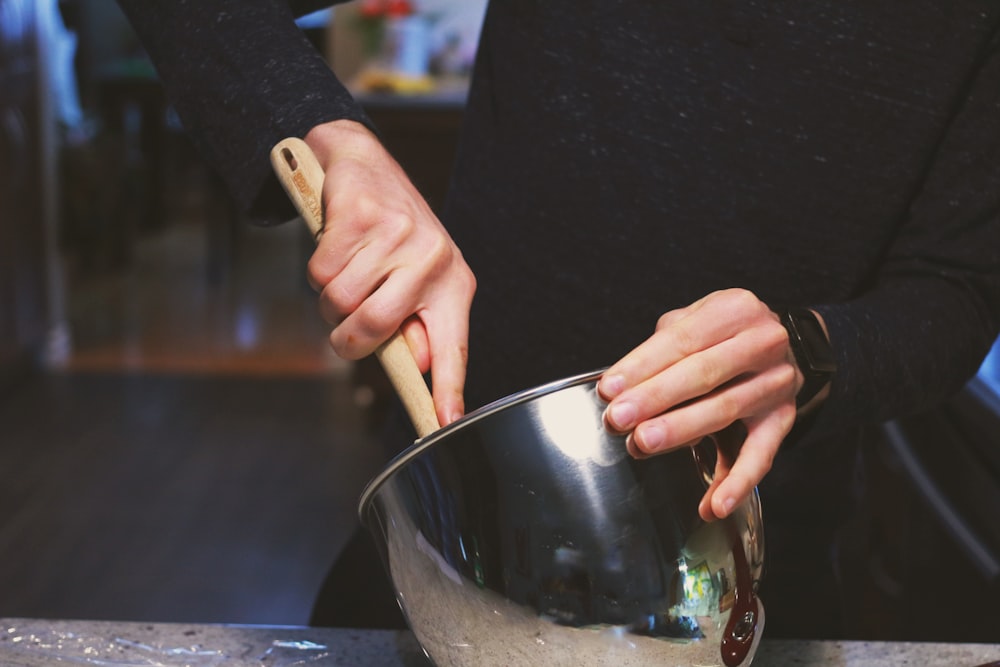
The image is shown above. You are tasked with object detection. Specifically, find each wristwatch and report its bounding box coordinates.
[779,308,836,408]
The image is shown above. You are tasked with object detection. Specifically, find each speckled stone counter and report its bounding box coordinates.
[2,618,998,666]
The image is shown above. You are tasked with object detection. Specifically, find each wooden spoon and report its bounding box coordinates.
[270,137,440,438]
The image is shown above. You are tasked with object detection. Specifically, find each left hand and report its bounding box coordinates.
[598,288,800,521]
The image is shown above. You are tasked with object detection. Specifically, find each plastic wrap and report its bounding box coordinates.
[0,620,422,666]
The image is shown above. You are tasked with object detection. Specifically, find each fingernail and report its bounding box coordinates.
[599,374,626,399]
[637,424,665,452]
[698,496,715,522]
[721,496,736,516]
[607,401,637,430]
[626,433,648,459]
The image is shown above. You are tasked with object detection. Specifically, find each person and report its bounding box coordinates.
[114,0,1000,638]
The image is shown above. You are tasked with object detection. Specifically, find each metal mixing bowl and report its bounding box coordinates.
[359,370,765,666]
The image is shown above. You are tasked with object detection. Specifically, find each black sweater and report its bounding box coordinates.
[118,0,1000,509]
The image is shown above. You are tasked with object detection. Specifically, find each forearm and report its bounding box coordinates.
[811,273,1000,433]
[804,24,1000,434]
[115,0,372,222]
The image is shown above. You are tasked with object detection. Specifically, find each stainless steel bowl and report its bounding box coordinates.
[359,370,765,666]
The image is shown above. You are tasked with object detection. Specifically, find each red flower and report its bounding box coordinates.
[385,0,414,16]
[359,0,414,18]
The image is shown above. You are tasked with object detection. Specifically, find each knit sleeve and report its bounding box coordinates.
[114,0,372,223]
[811,23,1000,433]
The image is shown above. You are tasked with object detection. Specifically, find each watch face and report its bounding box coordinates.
[783,309,836,375]
[799,316,836,373]
[780,309,835,408]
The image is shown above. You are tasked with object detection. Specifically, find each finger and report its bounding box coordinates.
[604,325,787,433]
[628,362,796,455]
[698,470,727,522]
[626,432,701,460]
[706,408,791,519]
[598,293,752,400]
[307,235,352,293]
[602,310,734,395]
[600,291,763,399]
[315,208,423,322]
[306,196,376,291]
[399,316,431,373]
[316,260,382,326]
[329,269,420,359]
[608,305,690,402]
[400,316,468,427]
[426,315,469,427]
[397,312,470,427]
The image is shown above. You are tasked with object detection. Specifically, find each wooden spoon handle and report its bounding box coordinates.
[270,137,440,438]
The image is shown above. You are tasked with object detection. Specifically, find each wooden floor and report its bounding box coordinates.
[0,193,391,626]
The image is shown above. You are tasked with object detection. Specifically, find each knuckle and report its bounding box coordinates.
[774,320,791,350]
[329,286,358,315]
[381,211,417,247]
[724,287,756,309]
[464,276,477,303]
[694,355,726,393]
[671,321,699,355]
[763,318,790,348]
[352,192,381,221]
[306,254,331,289]
[425,234,455,272]
[406,230,452,282]
[749,319,791,363]
[321,281,359,317]
[459,261,477,294]
[355,302,395,341]
[716,391,743,423]
[774,362,797,390]
[779,406,797,432]
[750,455,775,480]
[763,441,779,470]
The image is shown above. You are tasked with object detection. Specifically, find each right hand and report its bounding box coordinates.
[304,120,476,427]
[598,289,802,521]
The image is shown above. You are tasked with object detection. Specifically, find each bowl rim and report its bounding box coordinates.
[357,368,607,524]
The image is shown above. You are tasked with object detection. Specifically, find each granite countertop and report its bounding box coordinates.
[2,618,999,666]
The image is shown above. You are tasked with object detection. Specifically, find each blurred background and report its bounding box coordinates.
[1,0,999,640]
[0,0,484,627]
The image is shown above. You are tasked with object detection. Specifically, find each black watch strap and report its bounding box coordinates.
[779,308,836,408]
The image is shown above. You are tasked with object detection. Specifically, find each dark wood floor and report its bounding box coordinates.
[0,371,385,625]
[0,193,390,626]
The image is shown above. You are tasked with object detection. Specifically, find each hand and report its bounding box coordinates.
[304,120,476,427]
[598,288,806,521]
